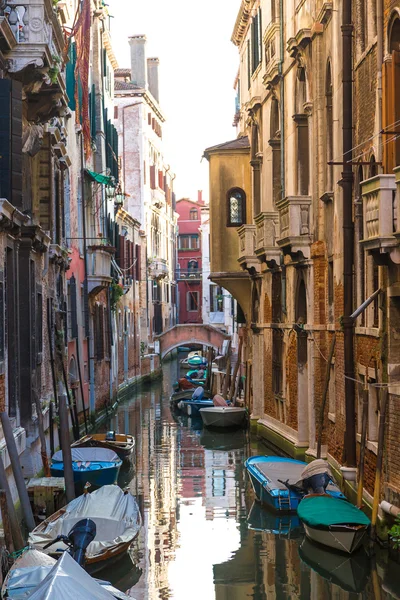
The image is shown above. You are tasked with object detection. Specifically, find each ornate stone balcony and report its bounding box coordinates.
[237,224,259,274]
[148,257,168,279]
[361,174,400,263]
[1,0,68,119]
[254,211,281,268]
[276,195,312,259]
[87,246,114,295]
[263,21,280,89]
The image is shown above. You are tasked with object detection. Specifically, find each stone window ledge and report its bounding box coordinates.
[328,412,336,423]
[355,327,380,338]
[356,433,378,455]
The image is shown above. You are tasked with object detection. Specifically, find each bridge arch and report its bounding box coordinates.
[154,324,231,360]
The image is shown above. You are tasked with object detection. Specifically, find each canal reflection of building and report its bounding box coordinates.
[111,387,180,598]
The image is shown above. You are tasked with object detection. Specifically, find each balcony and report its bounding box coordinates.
[87,246,114,295]
[237,225,260,274]
[360,174,400,263]
[177,269,202,281]
[1,0,68,119]
[254,212,281,268]
[263,21,280,89]
[276,196,312,259]
[148,258,169,279]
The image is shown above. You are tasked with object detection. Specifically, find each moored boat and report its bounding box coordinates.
[170,388,212,411]
[50,448,122,489]
[178,397,214,417]
[247,501,302,538]
[199,406,246,429]
[245,456,346,511]
[71,432,135,460]
[297,494,370,553]
[1,548,131,599]
[29,485,142,573]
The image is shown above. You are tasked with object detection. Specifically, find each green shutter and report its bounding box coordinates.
[66,42,76,111]
[90,83,96,140]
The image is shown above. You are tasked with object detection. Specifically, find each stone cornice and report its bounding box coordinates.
[114,90,166,123]
[231,0,255,47]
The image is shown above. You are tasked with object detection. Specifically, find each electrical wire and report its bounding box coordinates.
[329,117,400,163]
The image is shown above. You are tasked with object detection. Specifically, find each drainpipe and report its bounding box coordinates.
[342,0,356,466]
[279,0,285,200]
[377,0,383,164]
[80,134,95,413]
[381,501,400,517]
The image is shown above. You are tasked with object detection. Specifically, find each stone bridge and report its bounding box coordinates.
[154,324,231,359]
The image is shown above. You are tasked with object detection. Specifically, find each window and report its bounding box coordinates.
[328,259,334,323]
[210,285,223,312]
[328,360,336,417]
[227,188,246,227]
[189,208,198,220]
[94,304,104,360]
[251,8,262,74]
[187,291,199,312]
[326,62,333,191]
[368,378,379,442]
[178,234,199,250]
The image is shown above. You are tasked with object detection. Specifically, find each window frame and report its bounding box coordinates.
[226,188,246,227]
[187,291,199,312]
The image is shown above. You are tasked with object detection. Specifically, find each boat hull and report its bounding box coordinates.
[179,399,214,417]
[71,434,135,460]
[199,407,246,429]
[303,523,368,554]
[50,461,121,488]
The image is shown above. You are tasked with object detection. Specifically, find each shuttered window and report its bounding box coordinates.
[94,304,105,360]
[0,79,22,207]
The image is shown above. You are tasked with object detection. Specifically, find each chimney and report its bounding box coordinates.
[147,58,160,102]
[128,35,147,89]
[198,190,203,204]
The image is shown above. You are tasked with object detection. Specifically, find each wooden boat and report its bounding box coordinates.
[170,388,212,410]
[71,432,135,460]
[299,537,370,593]
[199,406,246,429]
[187,355,207,367]
[247,501,302,538]
[245,456,346,512]
[29,485,142,574]
[50,448,122,489]
[187,368,207,384]
[297,494,370,553]
[1,548,130,599]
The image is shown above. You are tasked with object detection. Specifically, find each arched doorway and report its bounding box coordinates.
[295,275,309,446]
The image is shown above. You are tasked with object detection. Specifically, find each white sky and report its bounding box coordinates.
[108,0,240,201]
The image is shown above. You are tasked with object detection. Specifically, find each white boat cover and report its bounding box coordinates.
[27,552,116,600]
[3,549,132,600]
[52,448,120,463]
[29,485,141,560]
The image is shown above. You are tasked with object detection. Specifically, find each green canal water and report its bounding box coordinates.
[99,357,400,599]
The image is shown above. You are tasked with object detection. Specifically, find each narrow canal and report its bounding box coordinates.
[100,357,400,599]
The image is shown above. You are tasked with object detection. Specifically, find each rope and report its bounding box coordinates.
[9,546,28,560]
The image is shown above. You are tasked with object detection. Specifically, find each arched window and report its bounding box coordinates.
[270,98,281,205]
[369,155,377,177]
[294,67,309,195]
[189,208,198,220]
[188,260,198,272]
[384,17,400,171]
[227,188,246,227]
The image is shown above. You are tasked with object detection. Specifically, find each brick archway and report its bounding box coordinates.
[155,324,231,359]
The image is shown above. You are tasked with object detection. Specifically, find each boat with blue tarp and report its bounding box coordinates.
[245,456,346,511]
[50,448,122,489]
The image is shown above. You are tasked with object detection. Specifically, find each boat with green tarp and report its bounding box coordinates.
[297,495,370,554]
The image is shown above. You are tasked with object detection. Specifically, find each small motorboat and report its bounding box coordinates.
[299,537,370,593]
[187,355,208,368]
[50,448,122,489]
[71,432,135,460]
[297,494,370,553]
[29,485,142,573]
[187,368,207,383]
[170,388,212,411]
[247,501,302,538]
[245,456,346,511]
[178,397,214,417]
[1,548,131,599]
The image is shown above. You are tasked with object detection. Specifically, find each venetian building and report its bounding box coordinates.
[114,35,178,347]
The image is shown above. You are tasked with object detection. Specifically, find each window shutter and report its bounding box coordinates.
[135,244,141,280]
[66,42,77,111]
[0,80,22,208]
[70,275,78,339]
[150,165,156,189]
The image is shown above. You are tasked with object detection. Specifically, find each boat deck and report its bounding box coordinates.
[253,460,304,489]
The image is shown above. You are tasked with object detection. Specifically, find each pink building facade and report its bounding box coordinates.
[176,194,204,324]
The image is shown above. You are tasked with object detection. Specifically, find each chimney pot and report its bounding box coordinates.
[147,57,160,103]
[128,35,147,89]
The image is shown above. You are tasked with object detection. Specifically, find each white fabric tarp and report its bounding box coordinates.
[29,485,141,560]
[27,552,116,600]
[52,448,120,463]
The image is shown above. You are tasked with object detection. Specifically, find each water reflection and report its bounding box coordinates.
[98,358,400,599]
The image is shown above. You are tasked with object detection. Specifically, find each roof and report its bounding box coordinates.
[203,136,250,160]
[114,80,142,91]
[114,68,131,77]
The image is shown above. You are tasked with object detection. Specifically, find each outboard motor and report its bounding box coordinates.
[43,518,97,567]
[298,459,333,495]
[68,518,97,566]
[192,386,205,401]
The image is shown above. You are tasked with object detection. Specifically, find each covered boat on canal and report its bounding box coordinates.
[29,485,142,574]
[50,448,122,489]
[245,456,345,511]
